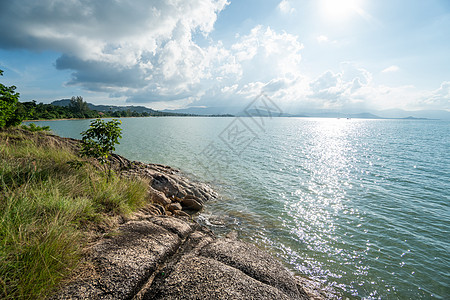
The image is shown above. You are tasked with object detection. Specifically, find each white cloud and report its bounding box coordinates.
[278,0,295,14]
[382,65,400,73]
[419,81,450,110]
[0,0,231,103]
[231,26,304,79]
[0,2,445,113]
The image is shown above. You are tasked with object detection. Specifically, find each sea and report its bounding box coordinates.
[27,116,449,299]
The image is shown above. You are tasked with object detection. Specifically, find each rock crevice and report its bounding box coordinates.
[53,216,312,300]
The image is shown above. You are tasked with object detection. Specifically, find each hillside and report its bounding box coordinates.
[51,99,195,116]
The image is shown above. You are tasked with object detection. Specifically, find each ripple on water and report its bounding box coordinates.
[31,117,450,299]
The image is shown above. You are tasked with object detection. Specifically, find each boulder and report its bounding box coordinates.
[148,255,295,300]
[149,187,171,206]
[199,238,308,299]
[53,217,194,299]
[167,202,182,212]
[173,210,190,217]
[181,197,203,211]
[53,216,314,300]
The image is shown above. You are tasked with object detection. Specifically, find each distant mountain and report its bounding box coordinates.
[239,109,307,117]
[52,99,449,120]
[348,112,382,119]
[52,99,235,117]
[291,111,383,119]
[401,116,430,120]
[162,106,239,115]
[374,109,449,120]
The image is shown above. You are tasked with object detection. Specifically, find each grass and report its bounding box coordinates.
[0,128,149,299]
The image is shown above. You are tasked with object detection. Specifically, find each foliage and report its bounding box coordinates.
[21,123,51,132]
[80,119,122,176]
[0,128,148,299]
[69,96,92,118]
[0,69,24,128]
[18,100,166,121]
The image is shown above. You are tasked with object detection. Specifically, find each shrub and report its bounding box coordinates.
[80,119,122,177]
[0,69,23,128]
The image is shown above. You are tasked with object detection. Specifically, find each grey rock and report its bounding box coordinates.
[53,218,193,299]
[52,216,315,300]
[148,255,294,300]
[199,238,309,299]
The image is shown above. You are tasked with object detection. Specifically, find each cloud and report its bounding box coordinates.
[278,0,295,14]
[304,63,372,108]
[231,26,304,79]
[0,2,445,113]
[419,81,450,110]
[382,65,400,73]
[0,0,231,102]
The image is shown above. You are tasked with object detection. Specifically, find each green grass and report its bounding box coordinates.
[20,123,51,132]
[0,128,149,299]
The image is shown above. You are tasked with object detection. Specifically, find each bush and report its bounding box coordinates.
[21,123,51,132]
[80,119,122,177]
[0,69,23,128]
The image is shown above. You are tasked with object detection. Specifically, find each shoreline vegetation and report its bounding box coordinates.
[17,97,234,122]
[0,127,150,298]
[0,127,333,299]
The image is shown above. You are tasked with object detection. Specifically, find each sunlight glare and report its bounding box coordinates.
[321,0,362,20]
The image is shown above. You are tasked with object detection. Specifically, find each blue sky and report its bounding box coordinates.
[0,0,449,113]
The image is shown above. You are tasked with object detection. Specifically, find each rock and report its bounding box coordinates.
[181,197,203,211]
[167,202,182,212]
[53,216,314,300]
[151,174,181,198]
[53,218,194,299]
[173,210,190,217]
[149,216,194,238]
[41,135,319,299]
[149,187,171,206]
[153,204,166,215]
[225,231,238,240]
[199,238,309,299]
[108,152,217,213]
[148,255,294,300]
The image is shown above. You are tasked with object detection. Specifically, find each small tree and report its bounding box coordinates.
[0,69,22,128]
[80,119,122,178]
[69,96,90,117]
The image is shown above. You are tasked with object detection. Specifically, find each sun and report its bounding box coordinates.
[321,0,362,20]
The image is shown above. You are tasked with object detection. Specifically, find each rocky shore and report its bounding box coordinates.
[46,134,331,299]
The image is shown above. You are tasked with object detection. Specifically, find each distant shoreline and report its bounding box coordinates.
[23,115,440,123]
[23,115,235,122]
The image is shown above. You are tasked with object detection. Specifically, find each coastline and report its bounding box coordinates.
[66,138,334,299]
[23,116,147,122]
[1,128,332,299]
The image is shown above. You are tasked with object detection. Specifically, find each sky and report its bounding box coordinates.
[0,0,449,113]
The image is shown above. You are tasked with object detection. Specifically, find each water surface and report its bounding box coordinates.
[29,117,450,299]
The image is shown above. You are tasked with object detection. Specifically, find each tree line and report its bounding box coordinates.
[17,98,157,120]
[1,69,173,128]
